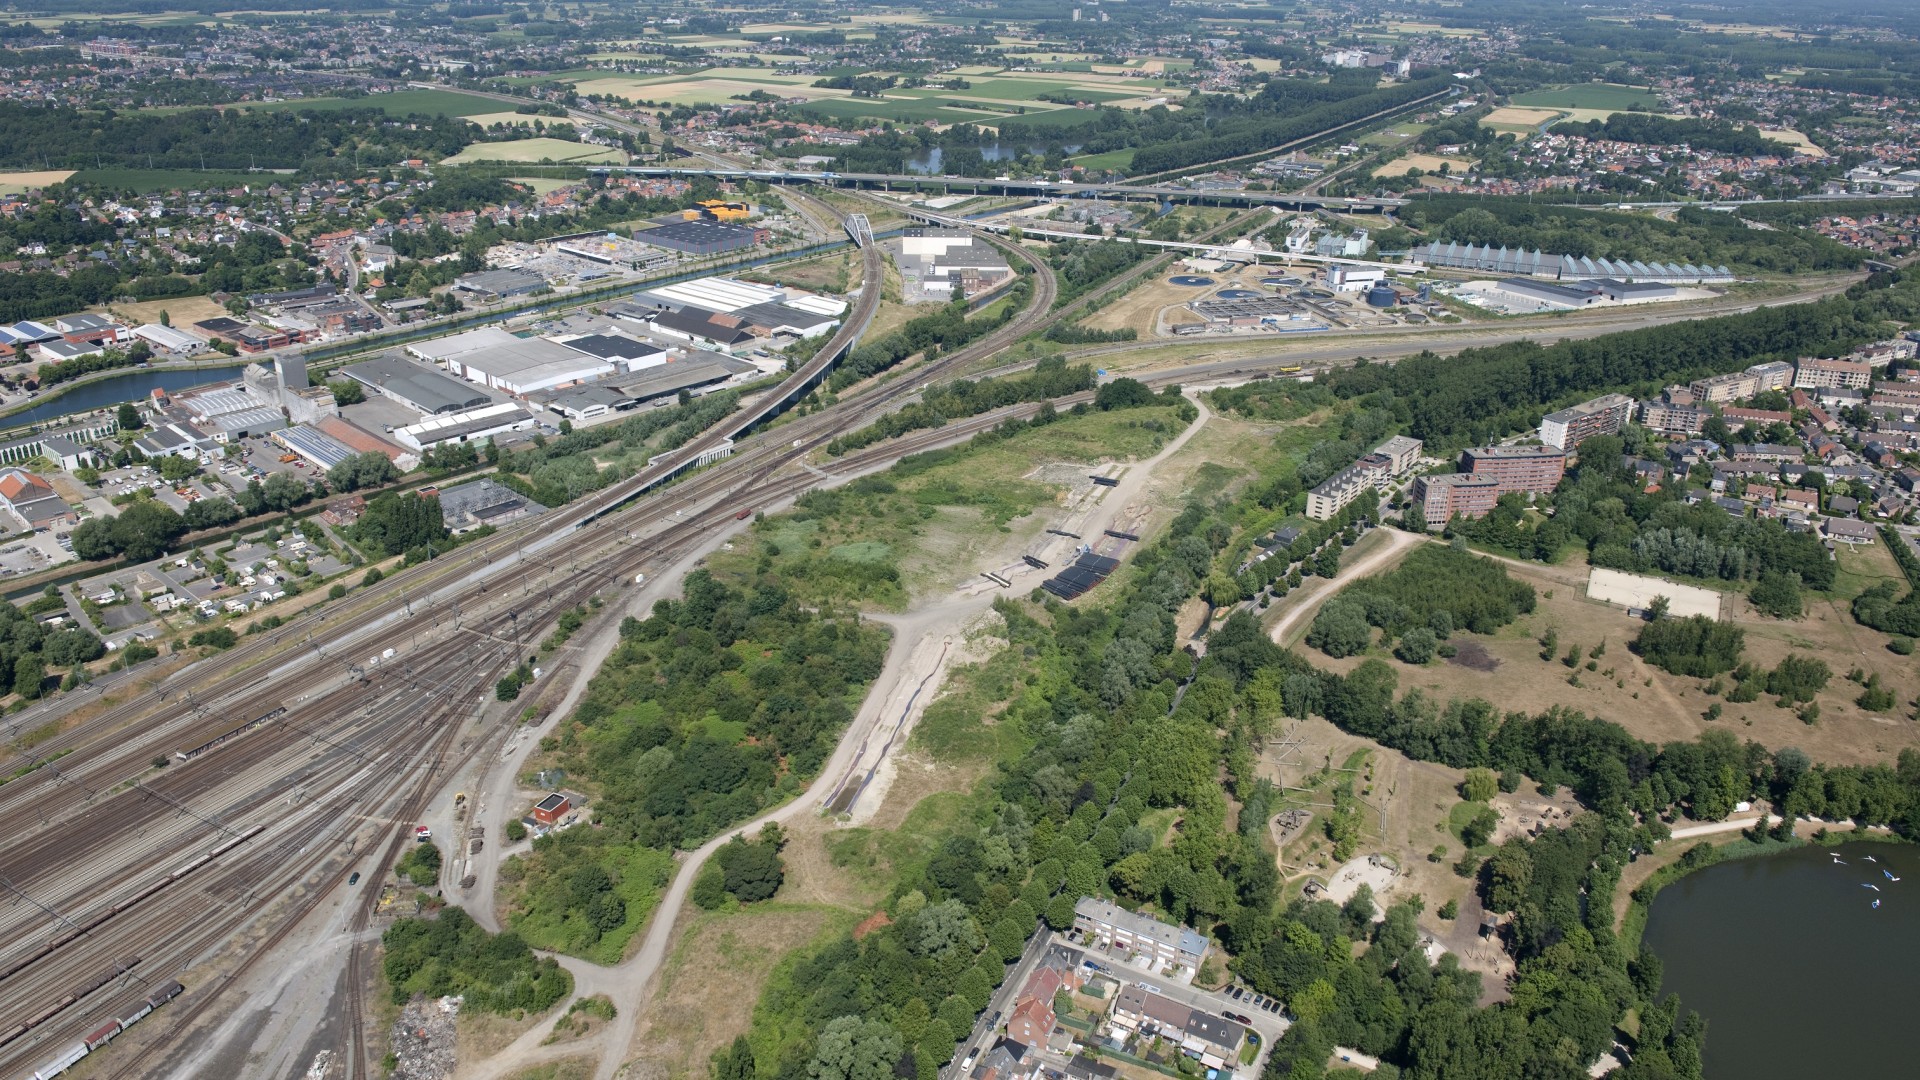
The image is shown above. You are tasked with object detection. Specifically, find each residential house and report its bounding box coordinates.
[1073,897,1209,973]
[1825,517,1875,545]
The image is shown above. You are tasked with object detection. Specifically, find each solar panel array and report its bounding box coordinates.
[1042,551,1121,601]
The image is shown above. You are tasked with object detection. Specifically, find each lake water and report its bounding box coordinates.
[8,364,251,427]
[1642,841,1920,1078]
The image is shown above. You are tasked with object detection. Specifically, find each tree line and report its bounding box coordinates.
[829,282,1032,392]
[824,356,1094,457]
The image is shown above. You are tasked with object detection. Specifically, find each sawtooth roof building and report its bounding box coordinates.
[1415,242,1733,284]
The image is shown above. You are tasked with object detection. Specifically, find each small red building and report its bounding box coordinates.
[532,792,571,826]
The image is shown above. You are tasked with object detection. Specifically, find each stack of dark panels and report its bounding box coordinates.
[1041,552,1122,600]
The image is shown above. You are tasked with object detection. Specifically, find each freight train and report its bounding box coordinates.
[25,979,182,1079]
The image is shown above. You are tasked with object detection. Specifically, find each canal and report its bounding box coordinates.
[1641,841,1919,1078]
[9,364,253,427]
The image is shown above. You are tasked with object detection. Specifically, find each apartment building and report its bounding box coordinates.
[1639,398,1709,436]
[1795,357,1873,390]
[1462,444,1567,493]
[1412,473,1504,526]
[1688,361,1793,404]
[1073,897,1209,973]
[1539,393,1633,451]
[1305,435,1423,520]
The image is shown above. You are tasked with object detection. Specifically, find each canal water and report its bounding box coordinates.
[10,363,251,427]
[1641,841,1920,1078]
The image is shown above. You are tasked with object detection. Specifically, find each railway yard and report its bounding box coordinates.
[0,182,1071,1080]
[0,128,1881,1077]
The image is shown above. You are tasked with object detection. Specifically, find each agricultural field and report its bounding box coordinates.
[442,139,627,165]
[68,167,266,193]
[1373,154,1475,178]
[1759,127,1826,156]
[1511,83,1661,111]
[0,170,74,194]
[1480,106,1565,134]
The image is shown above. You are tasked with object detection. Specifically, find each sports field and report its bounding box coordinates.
[442,139,627,165]
[1512,84,1659,111]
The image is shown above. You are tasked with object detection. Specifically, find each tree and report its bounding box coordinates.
[809,1016,902,1080]
[1460,806,1500,849]
[328,379,366,405]
[328,451,398,493]
[109,500,188,561]
[1314,544,1341,579]
[356,492,446,556]
[1461,768,1498,803]
[116,402,142,431]
[1308,598,1371,658]
[714,1036,756,1080]
[1094,377,1156,410]
[717,833,785,902]
[12,653,44,699]
[1393,627,1437,665]
[908,900,982,961]
[157,454,197,483]
[1749,570,1803,620]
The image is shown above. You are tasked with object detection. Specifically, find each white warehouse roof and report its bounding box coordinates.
[133,324,204,352]
[641,276,786,314]
[782,294,848,317]
[452,337,613,395]
[406,325,522,364]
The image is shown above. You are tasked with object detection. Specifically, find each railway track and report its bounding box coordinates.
[0,191,1065,1077]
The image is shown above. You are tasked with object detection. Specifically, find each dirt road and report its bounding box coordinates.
[1266,527,1424,647]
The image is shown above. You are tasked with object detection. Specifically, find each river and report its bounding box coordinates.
[1642,841,1920,1078]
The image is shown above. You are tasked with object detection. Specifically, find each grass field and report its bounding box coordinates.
[107,295,227,327]
[1071,148,1137,172]
[238,88,500,117]
[0,170,74,194]
[442,138,627,165]
[1512,83,1659,111]
[507,176,579,196]
[1307,547,1920,769]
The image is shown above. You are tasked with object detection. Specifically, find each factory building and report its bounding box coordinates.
[631,219,765,255]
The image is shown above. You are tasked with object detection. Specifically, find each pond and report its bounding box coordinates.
[1642,841,1920,1079]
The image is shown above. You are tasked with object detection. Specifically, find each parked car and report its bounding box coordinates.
[348,872,361,885]
[1226,1012,1252,1025]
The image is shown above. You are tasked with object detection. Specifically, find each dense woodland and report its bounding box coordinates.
[1317,271,1911,449]
[498,571,887,957]
[0,102,474,173]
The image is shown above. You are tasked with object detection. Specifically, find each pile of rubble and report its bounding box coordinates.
[388,995,462,1080]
